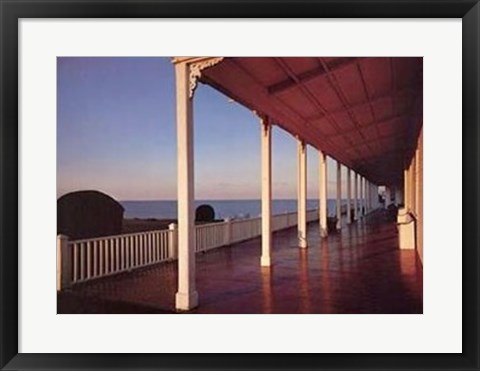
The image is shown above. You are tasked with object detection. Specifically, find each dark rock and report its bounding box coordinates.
[195,204,215,222]
[57,190,124,240]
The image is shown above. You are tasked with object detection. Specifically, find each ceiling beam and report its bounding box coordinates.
[267,57,358,95]
[345,131,408,153]
[358,150,404,164]
[326,113,409,140]
[272,57,367,165]
[305,83,420,122]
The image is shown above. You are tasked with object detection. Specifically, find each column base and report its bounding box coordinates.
[175,290,199,311]
[298,238,308,248]
[397,208,416,250]
[261,255,272,267]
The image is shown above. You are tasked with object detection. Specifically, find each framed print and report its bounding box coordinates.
[1,0,479,370]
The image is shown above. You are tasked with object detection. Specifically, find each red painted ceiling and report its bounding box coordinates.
[200,57,423,186]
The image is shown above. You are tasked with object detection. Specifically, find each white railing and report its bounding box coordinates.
[307,209,318,222]
[57,228,175,289]
[231,217,262,244]
[195,221,232,252]
[57,209,319,290]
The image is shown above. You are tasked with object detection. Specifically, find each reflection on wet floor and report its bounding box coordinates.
[58,210,423,314]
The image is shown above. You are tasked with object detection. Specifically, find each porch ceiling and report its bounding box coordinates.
[199,57,423,186]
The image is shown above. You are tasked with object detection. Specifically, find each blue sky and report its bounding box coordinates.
[57,57,345,201]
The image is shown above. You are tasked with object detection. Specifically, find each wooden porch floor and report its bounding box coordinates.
[58,209,423,314]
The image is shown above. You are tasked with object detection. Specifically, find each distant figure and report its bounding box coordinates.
[195,204,215,222]
[57,190,124,240]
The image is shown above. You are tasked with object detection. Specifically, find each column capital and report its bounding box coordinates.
[175,57,224,98]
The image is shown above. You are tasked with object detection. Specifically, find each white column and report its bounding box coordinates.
[175,62,198,311]
[319,151,328,238]
[297,139,308,248]
[404,167,410,210]
[336,161,342,230]
[415,147,420,215]
[364,179,368,215]
[365,180,369,213]
[358,176,361,217]
[353,172,358,221]
[347,168,352,224]
[360,177,365,217]
[261,117,273,266]
[363,178,367,215]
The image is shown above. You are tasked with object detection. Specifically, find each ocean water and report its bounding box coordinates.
[121,199,346,220]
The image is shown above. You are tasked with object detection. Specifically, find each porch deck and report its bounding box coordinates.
[58,210,423,314]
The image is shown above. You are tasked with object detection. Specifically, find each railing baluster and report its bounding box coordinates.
[138,235,142,266]
[86,241,91,279]
[151,233,155,263]
[144,234,147,265]
[148,233,152,264]
[144,233,148,264]
[79,243,85,281]
[124,237,128,269]
[115,238,118,271]
[130,236,134,267]
[166,231,169,259]
[143,234,147,265]
[121,237,125,271]
[162,232,166,260]
[154,232,158,262]
[110,237,117,273]
[160,232,163,261]
[159,233,163,260]
[130,235,134,267]
[105,239,109,274]
[132,235,136,267]
[73,243,78,282]
[138,234,141,266]
[98,240,103,276]
[155,232,159,262]
[139,235,145,266]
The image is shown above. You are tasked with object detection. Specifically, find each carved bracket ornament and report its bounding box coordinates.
[189,57,224,98]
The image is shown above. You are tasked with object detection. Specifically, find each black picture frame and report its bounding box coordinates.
[1,1,478,370]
